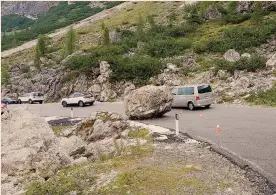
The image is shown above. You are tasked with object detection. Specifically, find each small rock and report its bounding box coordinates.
[185,165,193,169]
[155,135,168,141]
[73,157,88,165]
[223,49,241,62]
[266,53,276,70]
[241,53,251,58]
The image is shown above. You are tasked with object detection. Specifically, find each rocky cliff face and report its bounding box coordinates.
[1,53,136,103]
[1,1,59,17]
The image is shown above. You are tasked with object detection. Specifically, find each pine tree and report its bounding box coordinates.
[34,43,41,71]
[136,14,145,40]
[37,35,47,56]
[251,1,263,25]
[65,27,76,56]
[103,27,110,45]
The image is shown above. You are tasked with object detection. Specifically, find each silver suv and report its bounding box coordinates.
[172,84,214,110]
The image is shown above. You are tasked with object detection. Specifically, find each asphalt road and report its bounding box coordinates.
[7,102,276,185]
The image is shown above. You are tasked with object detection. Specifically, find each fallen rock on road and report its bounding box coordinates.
[124,85,173,120]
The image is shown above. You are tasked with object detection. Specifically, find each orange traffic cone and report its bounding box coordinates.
[200,114,204,119]
[179,110,183,115]
[216,125,221,132]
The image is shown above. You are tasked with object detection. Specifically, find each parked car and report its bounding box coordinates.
[18,92,44,104]
[1,103,7,115]
[172,84,214,111]
[61,92,95,107]
[1,97,18,104]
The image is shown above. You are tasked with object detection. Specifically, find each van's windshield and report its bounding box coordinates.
[197,85,212,94]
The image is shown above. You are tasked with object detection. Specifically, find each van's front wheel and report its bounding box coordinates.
[188,102,194,111]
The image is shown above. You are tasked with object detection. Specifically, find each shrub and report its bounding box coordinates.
[1,67,9,86]
[108,55,162,85]
[221,13,251,24]
[65,55,99,69]
[205,19,276,53]
[214,55,265,74]
[246,87,276,107]
[140,37,191,58]
[165,23,198,37]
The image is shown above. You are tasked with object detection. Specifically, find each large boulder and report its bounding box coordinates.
[1,106,72,178]
[1,106,72,195]
[266,53,276,70]
[124,85,173,119]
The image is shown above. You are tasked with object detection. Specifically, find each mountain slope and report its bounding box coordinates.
[1,1,276,106]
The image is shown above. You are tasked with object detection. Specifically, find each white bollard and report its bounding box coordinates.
[70,107,74,118]
[175,113,179,136]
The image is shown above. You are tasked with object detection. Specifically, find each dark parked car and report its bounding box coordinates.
[1,97,18,104]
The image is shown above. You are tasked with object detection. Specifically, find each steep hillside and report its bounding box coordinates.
[1,1,123,51]
[1,1,276,106]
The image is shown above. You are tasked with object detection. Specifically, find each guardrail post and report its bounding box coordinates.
[175,113,179,136]
[70,107,74,118]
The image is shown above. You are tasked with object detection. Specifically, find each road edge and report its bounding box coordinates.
[138,121,276,193]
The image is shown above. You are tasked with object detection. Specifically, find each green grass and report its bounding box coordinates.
[128,128,149,139]
[51,125,71,135]
[97,165,215,195]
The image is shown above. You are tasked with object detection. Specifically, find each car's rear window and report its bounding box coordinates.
[197,85,212,94]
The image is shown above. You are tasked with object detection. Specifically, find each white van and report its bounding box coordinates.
[172,84,214,110]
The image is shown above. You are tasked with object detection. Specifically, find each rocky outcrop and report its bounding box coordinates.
[2,60,128,102]
[203,5,222,20]
[223,49,241,62]
[1,1,59,17]
[58,111,149,161]
[237,1,253,13]
[266,53,276,70]
[124,85,173,119]
[1,106,72,195]
[237,1,276,13]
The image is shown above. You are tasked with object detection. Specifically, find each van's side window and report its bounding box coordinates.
[178,87,194,95]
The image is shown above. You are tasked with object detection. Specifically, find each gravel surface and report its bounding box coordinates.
[146,133,275,195]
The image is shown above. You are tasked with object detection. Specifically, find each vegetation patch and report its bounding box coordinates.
[245,86,276,107]
[51,125,72,135]
[97,166,214,195]
[1,2,123,51]
[214,55,266,74]
[128,128,149,139]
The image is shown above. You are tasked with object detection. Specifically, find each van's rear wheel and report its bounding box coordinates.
[28,99,33,104]
[18,99,22,104]
[188,102,194,111]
